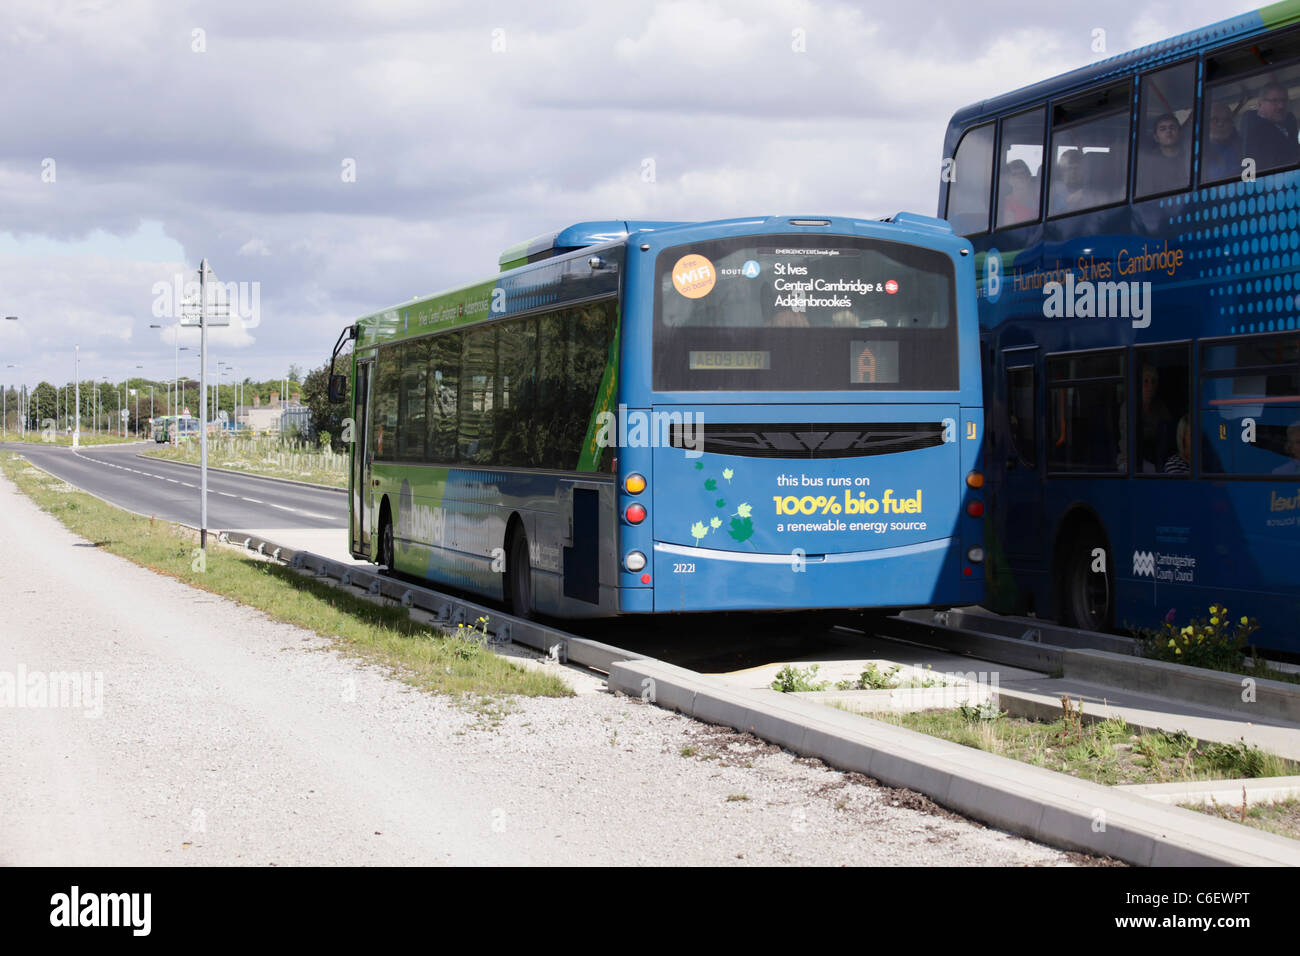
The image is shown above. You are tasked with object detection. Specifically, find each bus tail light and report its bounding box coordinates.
[624,473,646,494]
[625,503,647,524]
[967,546,985,563]
[966,500,984,518]
[966,470,984,488]
[624,551,647,572]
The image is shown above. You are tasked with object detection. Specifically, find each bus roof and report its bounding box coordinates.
[355,213,962,349]
[497,220,688,271]
[947,0,1300,129]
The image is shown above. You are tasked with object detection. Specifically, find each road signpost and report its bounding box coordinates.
[180,259,229,550]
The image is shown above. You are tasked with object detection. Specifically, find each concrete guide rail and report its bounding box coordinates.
[885,612,1300,724]
[217,531,641,674]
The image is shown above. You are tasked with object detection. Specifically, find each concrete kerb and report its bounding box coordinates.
[881,618,1065,672]
[1063,647,1300,723]
[888,614,1300,726]
[608,657,1300,866]
[1117,775,1300,807]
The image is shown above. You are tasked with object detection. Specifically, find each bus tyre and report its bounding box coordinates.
[1060,531,1111,632]
[505,528,533,620]
[378,512,395,574]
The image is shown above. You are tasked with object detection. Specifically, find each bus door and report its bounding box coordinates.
[1000,347,1044,562]
[351,358,374,555]
[561,479,604,605]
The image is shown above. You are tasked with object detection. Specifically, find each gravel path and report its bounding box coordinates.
[0,467,1079,866]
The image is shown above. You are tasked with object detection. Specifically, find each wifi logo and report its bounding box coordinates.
[1132,550,1155,577]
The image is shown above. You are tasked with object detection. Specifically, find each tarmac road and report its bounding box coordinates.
[0,440,345,532]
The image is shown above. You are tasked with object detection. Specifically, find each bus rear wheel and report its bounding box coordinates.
[378,511,395,574]
[505,527,533,619]
[1059,529,1112,631]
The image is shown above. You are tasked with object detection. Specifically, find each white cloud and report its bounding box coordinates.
[0,0,1264,385]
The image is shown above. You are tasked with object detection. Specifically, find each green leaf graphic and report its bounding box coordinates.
[694,461,704,470]
[704,478,717,490]
[728,516,754,542]
[715,498,726,508]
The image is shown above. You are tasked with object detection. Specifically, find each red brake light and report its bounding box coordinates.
[626,503,647,524]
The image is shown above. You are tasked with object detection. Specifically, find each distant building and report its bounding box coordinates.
[237,390,311,437]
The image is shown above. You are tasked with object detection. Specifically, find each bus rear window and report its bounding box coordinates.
[653,234,958,391]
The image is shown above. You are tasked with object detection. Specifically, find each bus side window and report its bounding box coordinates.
[1135,62,1195,199]
[1203,31,1300,182]
[1047,82,1131,216]
[458,327,497,464]
[495,318,538,468]
[398,339,428,461]
[1199,334,1300,476]
[373,344,399,461]
[426,333,461,462]
[1007,365,1036,464]
[996,108,1045,229]
[1047,350,1127,474]
[945,122,994,235]
[1135,344,1191,474]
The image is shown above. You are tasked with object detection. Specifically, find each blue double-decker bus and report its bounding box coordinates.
[336,214,985,618]
[939,1,1300,652]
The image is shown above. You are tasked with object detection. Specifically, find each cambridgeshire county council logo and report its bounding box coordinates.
[1133,550,1155,577]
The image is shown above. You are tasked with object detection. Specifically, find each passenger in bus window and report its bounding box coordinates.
[1050,149,1090,213]
[1273,421,1300,475]
[1241,82,1300,172]
[1163,416,1192,474]
[1136,113,1188,195]
[1138,364,1174,469]
[1203,102,1244,181]
[1000,159,1038,223]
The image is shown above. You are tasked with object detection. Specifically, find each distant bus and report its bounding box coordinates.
[336,215,985,619]
[152,415,199,443]
[939,2,1300,651]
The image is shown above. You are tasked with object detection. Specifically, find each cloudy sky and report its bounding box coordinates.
[0,0,1259,387]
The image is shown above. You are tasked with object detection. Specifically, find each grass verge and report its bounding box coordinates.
[839,704,1298,787]
[142,437,346,488]
[0,451,570,701]
[1188,796,1300,841]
